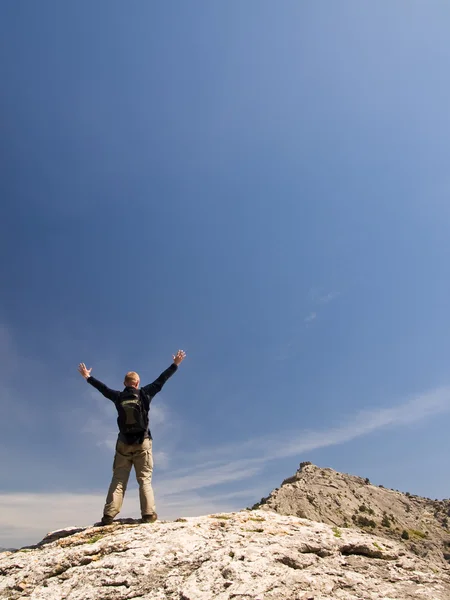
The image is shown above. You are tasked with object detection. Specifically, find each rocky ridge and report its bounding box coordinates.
[255,462,450,569]
[1,510,450,600]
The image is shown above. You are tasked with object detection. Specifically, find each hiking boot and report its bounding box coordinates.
[100,515,114,526]
[142,513,158,523]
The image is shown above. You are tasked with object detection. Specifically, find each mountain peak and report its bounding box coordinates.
[254,462,450,568]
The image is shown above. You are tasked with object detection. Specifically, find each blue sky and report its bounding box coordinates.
[2,1,450,548]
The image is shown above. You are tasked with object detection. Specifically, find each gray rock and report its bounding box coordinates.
[1,510,449,599]
[259,463,450,569]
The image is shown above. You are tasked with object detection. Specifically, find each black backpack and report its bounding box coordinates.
[116,389,148,438]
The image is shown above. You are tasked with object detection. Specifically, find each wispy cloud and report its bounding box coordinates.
[303,288,341,324]
[275,288,340,356]
[158,459,263,496]
[151,450,170,469]
[0,493,102,547]
[81,417,117,450]
[317,291,341,304]
[156,385,450,495]
[309,288,341,305]
[304,312,317,323]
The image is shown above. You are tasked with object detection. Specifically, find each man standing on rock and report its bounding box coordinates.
[78,350,186,525]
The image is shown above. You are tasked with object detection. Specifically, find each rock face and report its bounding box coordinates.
[256,463,450,569]
[1,510,450,600]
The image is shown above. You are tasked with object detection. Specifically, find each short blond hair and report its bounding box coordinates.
[124,371,140,386]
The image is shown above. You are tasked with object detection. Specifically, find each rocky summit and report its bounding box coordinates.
[256,462,450,570]
[1,510,450,599]
[1,464,450,600]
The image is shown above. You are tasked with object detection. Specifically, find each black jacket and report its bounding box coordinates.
[87,363,178,444]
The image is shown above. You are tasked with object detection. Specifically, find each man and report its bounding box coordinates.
[78,350,186,525]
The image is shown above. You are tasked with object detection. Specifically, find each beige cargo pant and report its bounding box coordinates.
[103,437,155,518]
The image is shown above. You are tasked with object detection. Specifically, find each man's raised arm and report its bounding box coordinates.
[141,350,186,398]
[78,363,120,402]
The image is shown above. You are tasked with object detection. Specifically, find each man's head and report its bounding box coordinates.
[124,371,140,388]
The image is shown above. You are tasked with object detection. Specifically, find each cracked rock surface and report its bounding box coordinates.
[1,511,450,599]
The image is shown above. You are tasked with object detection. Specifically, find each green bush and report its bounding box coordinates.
[359,504,375,515]
[381,515,391,528]
[356,516,376,528]
[409,529,427,539]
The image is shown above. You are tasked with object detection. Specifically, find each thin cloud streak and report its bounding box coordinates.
[308,288,341,305]
[165,385,450,489]
[272,389,450,459]
[318,291,341,304]
[158,460,264,496]
[304,312,317,323]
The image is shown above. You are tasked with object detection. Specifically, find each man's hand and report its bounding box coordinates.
[78,363,92,379]
[172,350,186,366]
